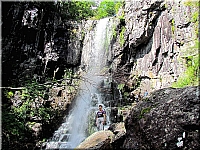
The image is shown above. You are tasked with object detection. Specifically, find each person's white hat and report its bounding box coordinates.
[98,104,103,107]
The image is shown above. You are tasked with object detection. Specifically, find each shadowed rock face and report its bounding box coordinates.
[2,2,84,87]
[123,86,199,150]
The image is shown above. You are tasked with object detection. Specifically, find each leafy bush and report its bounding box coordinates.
[2,103,33,149]
[95,0,124,19]
[2,80,52,148]
[59,0,124,20]
[95,0,115,19]
[172,41,199,88]
[172,55,199,88]
[60,0,95,20]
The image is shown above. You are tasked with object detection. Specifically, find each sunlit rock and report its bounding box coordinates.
[76,130,114,149]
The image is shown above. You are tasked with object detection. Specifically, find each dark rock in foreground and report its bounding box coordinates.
[123,86,199,150]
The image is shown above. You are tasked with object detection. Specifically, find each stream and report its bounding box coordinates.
[45,17,114,149]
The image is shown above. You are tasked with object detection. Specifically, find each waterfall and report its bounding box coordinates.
[46,18,113,149]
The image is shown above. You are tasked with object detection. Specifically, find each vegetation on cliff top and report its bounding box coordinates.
[60,0,124,20]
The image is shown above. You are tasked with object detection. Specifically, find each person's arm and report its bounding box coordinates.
[103,112,106,124]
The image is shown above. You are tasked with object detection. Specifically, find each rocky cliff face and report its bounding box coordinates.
[109,0,198,96]
[2,2,84,87]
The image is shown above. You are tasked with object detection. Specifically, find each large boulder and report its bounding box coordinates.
[76,122,127,149]
[109,122,126,149]
[123,86,199,150]
[76,130,114,149]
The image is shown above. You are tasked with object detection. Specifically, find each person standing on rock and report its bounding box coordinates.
[96,104,106,131]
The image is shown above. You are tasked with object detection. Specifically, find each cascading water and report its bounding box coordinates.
[45,18,113,149]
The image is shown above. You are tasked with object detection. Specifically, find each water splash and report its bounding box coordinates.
[46,18,113,149]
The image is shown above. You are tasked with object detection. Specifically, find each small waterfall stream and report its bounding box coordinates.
[46,18,113,149]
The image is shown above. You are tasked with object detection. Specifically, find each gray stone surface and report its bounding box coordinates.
[109,0,198,95]
[123,86,199,150]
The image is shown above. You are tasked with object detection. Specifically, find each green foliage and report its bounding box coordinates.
[123,92,129,99]
[115,1,123,14]
[184,0,199,7]
[65,68,73,78]
[118,9,125,20]
[67,85,75,93]
[38,107,51,121]
[4,90,14,98]
[124,92,129,97]
[172,55,199,88]
[112,23,117,38]
[2,80,52,145]
[12,99,31,120]
[191,10,199,37]
[94,0,124,19]
[116,1,125,20]
[21,88,30,100]
[119,26,126,46]
[23,81,52,119]
[60,0,95,20]
[172,41,199,88]
[171,18,175,34]
[139,107,151,119]
[58,0,124,20]
[2,75,81,147]
[2,105,31,141]
[95,0,115,19]
[117,83,125,90]
[191,11,198,23]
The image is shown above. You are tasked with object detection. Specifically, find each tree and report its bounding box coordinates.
[95,0,115,19]
[60,0,95,20]
[94,0,124,19]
